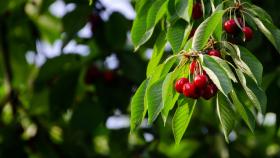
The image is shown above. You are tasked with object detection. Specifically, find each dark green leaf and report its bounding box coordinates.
[230,87,255,132]
[235,69,267,114]
[216,92,236,143]
[200,55,233,95]
[192,10,224,50]
[130,79,149,132]
[172,98,196,144]
[167,19,187,53]
[175,0,193,22]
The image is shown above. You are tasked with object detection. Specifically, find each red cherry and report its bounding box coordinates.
[103,71,114,82]
[208,49,221,58]
[242,26,253,41]
[175,78,189,93]
[190,60,198,74]
[194,74,208,89]
[224,19,238,34]
[209,82,218,94]
[202,85,215,100]
[182,82,195,97]
[192,2,203,20]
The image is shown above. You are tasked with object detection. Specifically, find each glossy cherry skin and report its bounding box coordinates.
[190,60,198,74]
[183,82,196,97]
[208,49,221,58]
[194,74,208,89]
[224,19,238,34]
[202,85,215,100]
[242,26,253,41]
[175,78,189,93]
[192,2,203,20]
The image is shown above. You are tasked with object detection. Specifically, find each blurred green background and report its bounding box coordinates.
[0,0,279,157]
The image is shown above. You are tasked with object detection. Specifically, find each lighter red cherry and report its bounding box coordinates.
[190,60,198,74]
[175,78,189,93]
[194,74,208,89]
[192,2,203,20]
[183,82,196,97]
[208,49,221,58]
[224,19,238,34]
[242,26,253,41]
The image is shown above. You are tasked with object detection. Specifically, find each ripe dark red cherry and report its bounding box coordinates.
[190,60,198,74]
[224,19,238,34]
[175,78,189,93]
[194,74,208,89]
[183,82,196,97]
[242,26,253,41]
[208,49,221,58]
[202,85,215,100]
[192,2,203,20]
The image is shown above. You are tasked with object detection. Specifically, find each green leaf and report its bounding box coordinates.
[172,98,196,144]
[175,0,193,22]
[131,1,153,50]
[235,69,267,114]
[230,87,255,132]
[167,19,187,53]
[233,46,263,85]
[130,79,149,132]
[147,32,167,77]
[247,5,273,23]
[161,68,184,124]
[147,77,165,124]
[211,56,237,83]
[131,0,167,50]
[146,0,167,30]
[252,16,280,54]
[200,55,233,95]
[216,92,236,143]
[213,16,223,41]
[192,10,224,50]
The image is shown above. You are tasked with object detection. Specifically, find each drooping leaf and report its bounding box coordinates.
[147,77,165,124]
[230,87,255,132]
[130,79,149,132]
[247,5,273,23]
[211,56,237,83]
[172,97,196,144]
[167,19,188,53]
[192,10,224,50]
[200,55,233,95]
[131,0,167,50]
[235,69,267,114]
[131,1,153,50]
[147,32,167,77]
[175,0,193,22]
[216,92,236,143]
[161,67,184,123]
[233,46,263,85]
[252,16,280,54]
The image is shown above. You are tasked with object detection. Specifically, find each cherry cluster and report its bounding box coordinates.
[224,18,253,41]
[174,49,221,100]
